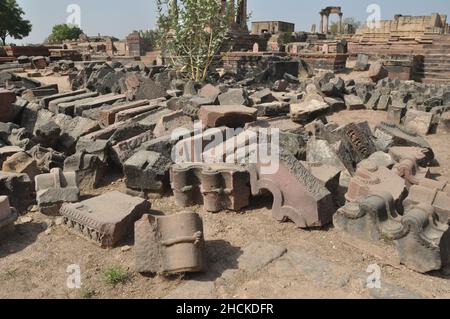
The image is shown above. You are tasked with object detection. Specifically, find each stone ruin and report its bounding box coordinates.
[0,4,450,282]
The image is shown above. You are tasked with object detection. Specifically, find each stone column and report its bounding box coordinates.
[324,14,329,34]
[319,14,324,34]
[338,13,343,34]
[238,0,248,31]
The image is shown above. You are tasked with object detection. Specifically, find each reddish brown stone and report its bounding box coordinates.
[61,191,150,248]
[0,89,16,122]
[198,105,257,128]
[115,103,161,123]
[345,162,407,207]
[134,212,205,274]
[249,150,336,228]
[170,163,250,212]
[98,100,150,127]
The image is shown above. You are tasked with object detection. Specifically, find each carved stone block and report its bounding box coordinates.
[395,204,450,273]
[403,185,450,224]
[134,212,205,275]
[60,191,150,248]
[249,150,336,228]
[171,163,250,212]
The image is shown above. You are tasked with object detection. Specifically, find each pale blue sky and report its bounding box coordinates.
[10,0,450,44]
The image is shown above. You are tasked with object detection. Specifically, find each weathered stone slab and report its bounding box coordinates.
[98,100,149,127]
[111,130,154,166]
[2,151,40,181]
[403,185,450,224]
[290,100,329,124]
[135,212,205,274]
[218,88,249,106]
[35,168,80,215]
[74,93,126,116]
[39,89,87,109]
[124,151,172,193]
[0,171,34,213]
[344,94,365,110]
[0,89,16,122]
[48,91,99,114]
[404,109,433,135]
[64,152,106,190]
[115,103,162,123]
[61,191,150,248]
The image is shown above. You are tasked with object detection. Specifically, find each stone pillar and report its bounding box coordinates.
[324,14,329,34]
[338,13,343,34]
[319,14,324,34]
[238,0,248,31]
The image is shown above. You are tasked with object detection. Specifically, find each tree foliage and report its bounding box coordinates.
[0,0,32,45]
[47,24,83,43]
[330,17,362,34]
[157,0,236,81]
[139,29,160,51]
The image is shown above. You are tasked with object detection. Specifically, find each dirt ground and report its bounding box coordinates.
[1,65,449,299]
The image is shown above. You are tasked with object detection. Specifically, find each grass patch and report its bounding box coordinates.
[80,287,96,299]
[103,266,129,286]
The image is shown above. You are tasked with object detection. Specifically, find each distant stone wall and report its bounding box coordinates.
[355,13,448,42]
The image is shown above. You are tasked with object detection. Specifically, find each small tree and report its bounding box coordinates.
[330,17,362,34]
[47,24,83,43]
[157,0,236,81]
[139,29,160,51]
[0,0,32,45]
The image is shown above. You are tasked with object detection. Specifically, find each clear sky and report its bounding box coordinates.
[9,0,450,44]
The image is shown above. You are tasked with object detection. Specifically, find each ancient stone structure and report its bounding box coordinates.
[60,191,150,247]
[251,21,295,35]
[319,7,343,34]
[135,212,205,274]
[126,31,144,57]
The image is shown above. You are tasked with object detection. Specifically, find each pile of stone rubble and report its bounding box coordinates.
[0,59,449,276]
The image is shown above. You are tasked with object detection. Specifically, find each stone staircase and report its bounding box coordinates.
[413,35,450,84]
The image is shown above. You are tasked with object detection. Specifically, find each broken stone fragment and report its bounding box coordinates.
[354,54,369,71]
[0,89,16,123]
[2,151,40,181]
[374,122,431,150]
[0,196,18,240]
[249,149,336,228]
[404,109,433,135]
[395,204,450,273]
[198,105,257,128]
[218,88,249,106]
[124,151,172,194]
[61,191,150,248]
[153,110,193,138]
[0,171,34,214]
[134,211,205,275]
[28,145,65,172]
[64,152,107,190]
[344,94,365,110]
[198,84,221,102]
[290,99,329,124]
[369,61,389,82]
[345,162,407,210]
[170,163,250,212]
[35,168,80,216]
